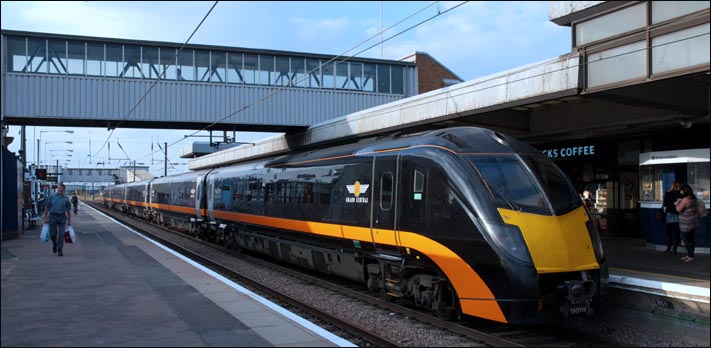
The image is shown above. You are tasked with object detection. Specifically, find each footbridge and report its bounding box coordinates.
[1,30,417,133]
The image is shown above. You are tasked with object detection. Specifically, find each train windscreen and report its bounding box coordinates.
[468,155,548,213]
[521,155,581,215]
[468,155,581,215]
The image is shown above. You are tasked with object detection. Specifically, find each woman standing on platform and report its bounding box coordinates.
[662,182,683,254]
[675,183,698,262]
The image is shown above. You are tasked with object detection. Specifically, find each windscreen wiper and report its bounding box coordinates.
[469,163,521,212]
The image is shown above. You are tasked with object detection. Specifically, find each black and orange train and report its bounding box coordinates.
[104,127,608,324]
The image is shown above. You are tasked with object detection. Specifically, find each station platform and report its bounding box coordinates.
[598,237,709,346]
[1,205,353,347]
[603,236,709,290]
[2,204,709,346]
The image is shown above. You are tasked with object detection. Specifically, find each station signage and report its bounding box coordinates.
[542,145,596,159]
[35,168,47,180]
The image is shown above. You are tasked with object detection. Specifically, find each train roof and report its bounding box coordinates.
[268,127,543,167]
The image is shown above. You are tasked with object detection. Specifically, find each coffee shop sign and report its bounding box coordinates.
[542,145,595,159]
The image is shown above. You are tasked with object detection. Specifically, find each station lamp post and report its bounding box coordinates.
[38,130,73,165]
[49,151,73,177]
[35,139,72,202]
[43,141,73,168]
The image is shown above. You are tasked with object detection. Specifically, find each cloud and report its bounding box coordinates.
[291,16,351,41]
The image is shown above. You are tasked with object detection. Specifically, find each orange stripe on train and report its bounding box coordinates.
[206,209,506,322]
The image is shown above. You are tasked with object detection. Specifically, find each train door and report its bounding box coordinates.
[195,174,205,220]
[371,155,400,254]
[207,175,215,223]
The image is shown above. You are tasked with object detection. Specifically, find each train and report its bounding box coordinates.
[103,127,609,324]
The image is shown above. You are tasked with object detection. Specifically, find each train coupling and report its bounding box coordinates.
[558,280,596,317]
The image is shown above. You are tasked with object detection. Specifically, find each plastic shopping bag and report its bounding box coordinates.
[64,226,76,244]
[40,224,49,243]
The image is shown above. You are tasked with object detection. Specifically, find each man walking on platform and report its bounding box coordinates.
[43,183,72,257]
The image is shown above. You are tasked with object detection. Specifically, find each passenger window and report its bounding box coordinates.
[381,172,393,211]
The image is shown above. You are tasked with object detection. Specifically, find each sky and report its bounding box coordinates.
[2,1,571,177]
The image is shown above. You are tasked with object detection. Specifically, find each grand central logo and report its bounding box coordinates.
[346,181,369,203]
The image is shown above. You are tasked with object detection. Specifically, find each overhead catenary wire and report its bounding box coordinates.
[179,1,468,143]
[94,3,708,172]
[93,1,220,158]
[68,1,452,175]
[174,28,711,167]
[133,1,470,164]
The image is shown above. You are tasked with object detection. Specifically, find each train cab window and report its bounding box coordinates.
[469,155,548,212]
[381,172,393,211]
[522,156,581,214]
[414,170,424,194]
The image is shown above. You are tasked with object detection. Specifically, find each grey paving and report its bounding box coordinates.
[1,206,345,347]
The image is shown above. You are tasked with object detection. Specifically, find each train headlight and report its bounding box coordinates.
[585,219,604,261]
[486,222,534,266]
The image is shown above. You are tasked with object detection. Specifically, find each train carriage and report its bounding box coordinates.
[103,184,124,210]
[108,127,608,324]
[149,170,210,234]
[201,127,608,324]
[124,180,151,217]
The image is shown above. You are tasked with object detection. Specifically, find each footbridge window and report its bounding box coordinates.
[3,33,412,96]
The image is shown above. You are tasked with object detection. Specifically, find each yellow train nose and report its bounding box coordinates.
[497,206,600,273]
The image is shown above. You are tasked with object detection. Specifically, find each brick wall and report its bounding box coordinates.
[406,53,462,94]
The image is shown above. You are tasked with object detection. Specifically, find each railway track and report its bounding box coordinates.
[89,201,631,347]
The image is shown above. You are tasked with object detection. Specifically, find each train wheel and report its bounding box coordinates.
[434,285,459,321]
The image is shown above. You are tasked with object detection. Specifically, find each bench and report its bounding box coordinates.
[24,209,41,228]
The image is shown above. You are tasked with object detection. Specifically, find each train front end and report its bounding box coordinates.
[466,147,608,324]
